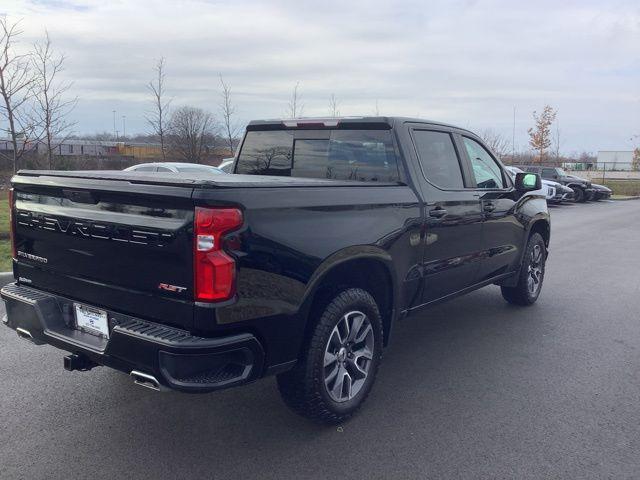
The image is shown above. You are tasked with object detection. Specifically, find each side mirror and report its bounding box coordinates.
[515,172,541,192]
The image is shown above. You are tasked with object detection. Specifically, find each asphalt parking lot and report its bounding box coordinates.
[1,200,639,479]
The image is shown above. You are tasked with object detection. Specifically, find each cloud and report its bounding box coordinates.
[3,0,639,151]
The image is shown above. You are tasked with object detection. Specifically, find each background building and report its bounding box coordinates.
[597,151,634,170]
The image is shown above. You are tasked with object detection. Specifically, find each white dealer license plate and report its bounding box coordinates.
[74,303,109,338]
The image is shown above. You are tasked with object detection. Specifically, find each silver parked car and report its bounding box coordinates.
[217,158,236,173]
[124,162,225,175]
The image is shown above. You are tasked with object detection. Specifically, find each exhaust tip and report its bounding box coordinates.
[130,370,162,392]
[16,327,34,341]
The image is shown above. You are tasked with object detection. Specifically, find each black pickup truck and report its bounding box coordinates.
[2,117,550,423]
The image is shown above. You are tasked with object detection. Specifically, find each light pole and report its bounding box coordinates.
[112,110,117,139]
[122,115,126,139]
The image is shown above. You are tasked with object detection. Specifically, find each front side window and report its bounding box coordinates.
[463,137,505,189]
[236,129,400,182]
[412,130,464,189]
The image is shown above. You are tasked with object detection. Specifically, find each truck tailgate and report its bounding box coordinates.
[11,174,196,330]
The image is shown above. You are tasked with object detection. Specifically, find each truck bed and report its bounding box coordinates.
[14,169,389,189]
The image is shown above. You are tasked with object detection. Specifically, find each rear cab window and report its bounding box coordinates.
[235,129,400,183]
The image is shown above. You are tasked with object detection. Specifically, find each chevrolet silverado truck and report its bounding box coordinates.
[2,117,550,423]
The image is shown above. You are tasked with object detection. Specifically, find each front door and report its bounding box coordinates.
[460,135,522,281]
[409,128,484,304]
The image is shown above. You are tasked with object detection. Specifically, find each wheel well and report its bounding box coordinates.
[529,219,550,247]
[305,258,394,348]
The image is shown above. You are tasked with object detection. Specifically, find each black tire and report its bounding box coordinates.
[277,288,384,423]
[501,232,546,306]
[572,187,585,203]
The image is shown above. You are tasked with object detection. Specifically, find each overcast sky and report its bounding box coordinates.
[3,0,639,153]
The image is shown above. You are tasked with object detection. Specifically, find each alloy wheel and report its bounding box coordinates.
[527,244,544,295]
[323,310,375,403]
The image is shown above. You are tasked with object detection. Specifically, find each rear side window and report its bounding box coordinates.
[541,168,556,177]
[236,129,400,182]
[412,130,464,189]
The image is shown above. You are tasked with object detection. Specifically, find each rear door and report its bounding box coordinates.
[409,126,484,303]
[459,135,522,282]
[12,177,195,329]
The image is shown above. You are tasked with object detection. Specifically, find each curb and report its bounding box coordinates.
[0,272,14,287]
[611,196,640,201]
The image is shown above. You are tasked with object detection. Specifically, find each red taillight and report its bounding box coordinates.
[8,189,16,259]
[193,207,243,302]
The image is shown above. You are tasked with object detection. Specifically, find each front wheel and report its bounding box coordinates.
[572,187,585,202]
[501,232,547,306]
[277,288,383,423]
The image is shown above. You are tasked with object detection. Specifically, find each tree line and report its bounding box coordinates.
[144,57,241,164]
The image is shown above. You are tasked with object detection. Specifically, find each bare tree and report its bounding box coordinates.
[0,17,38,173]
[328,93,340,117]
[167,105,215,163]
[286,81,303,118]
[32,30,77,169]
[552,120,561,162]
[527,105,556,163]
[219,74,239,155]
[146,57,170,160]
[480,129,510,159]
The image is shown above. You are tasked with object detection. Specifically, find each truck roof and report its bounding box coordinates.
[247,116,473,134]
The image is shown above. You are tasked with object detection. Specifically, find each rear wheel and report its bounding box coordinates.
[501,233,546,306]
[277,288,383,423]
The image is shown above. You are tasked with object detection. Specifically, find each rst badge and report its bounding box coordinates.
[158,283,187,293]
